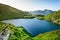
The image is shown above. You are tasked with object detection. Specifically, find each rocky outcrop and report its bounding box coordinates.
[0,24,10,40]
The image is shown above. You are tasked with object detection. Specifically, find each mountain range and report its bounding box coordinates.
[29,9,55,15]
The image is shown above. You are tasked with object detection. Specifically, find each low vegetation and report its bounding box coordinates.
[0,23,33,40]
[9,26,33,40]
[0,4,34,21]
[33,30,60,40]
[44,10,60,25]
[34,14,44,20]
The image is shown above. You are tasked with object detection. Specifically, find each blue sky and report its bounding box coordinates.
[0,0,60,11]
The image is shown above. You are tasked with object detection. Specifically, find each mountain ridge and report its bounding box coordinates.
[29,9,55,15]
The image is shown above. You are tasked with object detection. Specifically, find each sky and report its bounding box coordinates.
[0,0,60,11]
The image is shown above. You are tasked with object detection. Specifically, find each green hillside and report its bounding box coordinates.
[44,10,60,25]
[0,3,33,21]
[9,26,32,40]
[33,30,60,40]
[0,22,32,40]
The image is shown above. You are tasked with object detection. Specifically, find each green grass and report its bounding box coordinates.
[0,3,33,21]
[9,26,33,40]
[44,10,60,25]
[0,23,32,40]
[33,30,60,40]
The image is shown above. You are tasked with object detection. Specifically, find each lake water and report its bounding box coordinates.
[1,18,60,36]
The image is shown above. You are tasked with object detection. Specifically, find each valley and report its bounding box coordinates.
[0,3,60,40]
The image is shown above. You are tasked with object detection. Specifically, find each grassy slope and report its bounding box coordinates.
[8,26,33,40]
[33,30,60,40]
[0,23,32,40]
[44,10,60,24]
[0,3,33,21]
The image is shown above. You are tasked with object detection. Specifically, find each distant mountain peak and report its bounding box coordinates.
[29,9,55,15]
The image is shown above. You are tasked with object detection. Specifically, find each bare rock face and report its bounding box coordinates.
[0,24,10,40]
[3,31,10,40]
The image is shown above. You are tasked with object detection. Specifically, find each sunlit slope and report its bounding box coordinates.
[0,3,31,20]
[33,30,60,40]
